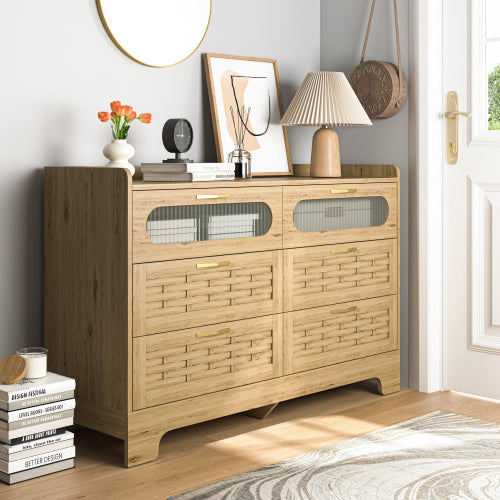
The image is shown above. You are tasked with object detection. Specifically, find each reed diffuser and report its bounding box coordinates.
[228,105,252,178]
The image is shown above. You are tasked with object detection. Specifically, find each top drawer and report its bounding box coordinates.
[283,183,398,248]
[133,186,283,263]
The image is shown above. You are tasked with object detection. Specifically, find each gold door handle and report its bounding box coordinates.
[196,194,230,200]
[331,247,358,254]
[197,327,231,338]
[330,189,357,194]
[446,91,471,165]
[331,306,358,314]
[444,111,472,119]
[196,261,230,269]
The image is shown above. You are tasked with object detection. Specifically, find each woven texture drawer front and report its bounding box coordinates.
[133,315,283,409]
[284,295,398,374]
[133,251,283,336]
[284,239,398,311]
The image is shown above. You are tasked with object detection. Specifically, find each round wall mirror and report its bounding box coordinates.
[96,0,212,68]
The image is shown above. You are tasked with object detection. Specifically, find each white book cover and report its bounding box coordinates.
[210,232,255,240]
[0,458,74,485]
[148,219,196,229]
[208,214,260,223]
[153,234,197,244]
[0,373,75,403]
[0,445,75,474]
[141,162,234,172]
[0,399,75,423]
[0,417,73,443]
[0,439,74,462]
[0,431,73,454]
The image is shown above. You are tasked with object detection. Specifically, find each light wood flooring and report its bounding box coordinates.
[1,381,500,499]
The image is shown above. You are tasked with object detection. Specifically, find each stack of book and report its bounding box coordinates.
[208,213,259,240]
[141,163,235,182]
[0,373,76,484]
[146,218,198,244]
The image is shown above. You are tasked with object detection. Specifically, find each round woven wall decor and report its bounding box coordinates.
[349,0,407,119]
[349,61,407,119]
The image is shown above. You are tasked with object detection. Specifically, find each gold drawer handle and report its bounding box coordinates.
[197,327,231,338]
[331,247,358,254]
[196,260,230,269]
[331,306,358,315]
[330,189,357,194]
[196,194,230,200]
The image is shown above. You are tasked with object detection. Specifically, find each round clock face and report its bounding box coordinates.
[162,119,193,154]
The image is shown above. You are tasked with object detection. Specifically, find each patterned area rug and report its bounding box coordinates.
[171,411,500,499]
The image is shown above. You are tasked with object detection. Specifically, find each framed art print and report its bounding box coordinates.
[204,53,292,176]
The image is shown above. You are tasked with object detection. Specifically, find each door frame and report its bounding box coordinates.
[409,0,445,392]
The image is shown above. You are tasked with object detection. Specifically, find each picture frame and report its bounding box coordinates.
[203,53,293,176]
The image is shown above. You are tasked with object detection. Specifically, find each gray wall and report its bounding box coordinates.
[321,0,409,386]
[0,0,408,386]
[0,0,320,356]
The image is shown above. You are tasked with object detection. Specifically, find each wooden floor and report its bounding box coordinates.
[1,381,500,499]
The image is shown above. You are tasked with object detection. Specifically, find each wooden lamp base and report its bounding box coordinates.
[310,125,341,177]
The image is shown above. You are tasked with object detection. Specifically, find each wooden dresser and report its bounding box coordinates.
[44,164,400,467]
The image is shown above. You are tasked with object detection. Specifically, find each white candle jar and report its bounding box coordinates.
[16,347,48,379]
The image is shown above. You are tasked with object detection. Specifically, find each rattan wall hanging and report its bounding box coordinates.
[349,0,407,119]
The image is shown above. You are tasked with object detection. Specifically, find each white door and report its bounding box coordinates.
[443,0,500,398]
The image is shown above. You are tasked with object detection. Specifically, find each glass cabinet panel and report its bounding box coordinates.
[146,202,272,244]
[293,196,388,233]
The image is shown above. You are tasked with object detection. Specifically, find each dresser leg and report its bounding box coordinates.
[125,429,165,467]
[376,376,400,395]
[242,402,279,419]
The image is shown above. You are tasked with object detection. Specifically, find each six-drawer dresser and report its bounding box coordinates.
[44,164,400,467]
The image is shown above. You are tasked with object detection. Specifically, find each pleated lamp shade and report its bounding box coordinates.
[280,72,371,177]
[280,72,372,126]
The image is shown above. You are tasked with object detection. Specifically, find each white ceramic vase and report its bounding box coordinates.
[103,139,135,175]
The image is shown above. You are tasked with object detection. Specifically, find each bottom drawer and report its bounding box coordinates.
[133,315,283,410]
[285,295,398,374]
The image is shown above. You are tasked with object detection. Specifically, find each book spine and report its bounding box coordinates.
[0,432,73,454]
[5,446,75,474]
[0,417,73,441]
[3,410,74,430]
[191,174,235,181]
[5,380,75,403]
[4,399,75,423]
[0,391,75,412]
[7,428,66,446]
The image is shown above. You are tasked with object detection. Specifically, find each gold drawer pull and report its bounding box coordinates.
[196,260,230,269]
[331,247,358,254]
[330,189,357,194]
[197,327,231,338]
[196,194,230,200]
[331,306,358,314]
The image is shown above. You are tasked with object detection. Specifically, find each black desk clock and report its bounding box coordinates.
[162,118,194,163]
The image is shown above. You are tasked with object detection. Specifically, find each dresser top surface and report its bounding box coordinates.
[131,164,399,191]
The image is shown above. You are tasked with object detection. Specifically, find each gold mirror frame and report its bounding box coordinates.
[96,0,212,68]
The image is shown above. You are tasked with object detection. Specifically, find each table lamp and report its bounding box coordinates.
[280,72,372,177]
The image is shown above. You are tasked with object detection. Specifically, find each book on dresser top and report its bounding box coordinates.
[141,162,235,182]
[141,162,234,172]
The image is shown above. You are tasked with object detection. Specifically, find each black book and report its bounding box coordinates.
[4,428,66,447]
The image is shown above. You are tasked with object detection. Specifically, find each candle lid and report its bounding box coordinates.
[0,355,27,385]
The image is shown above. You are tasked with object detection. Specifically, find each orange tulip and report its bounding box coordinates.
[110,101,121,114]
[118,105,132,117]
[125,110,137,122]
[110,111,117,121]
[98,111,110,122]
[139,113,152,124]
